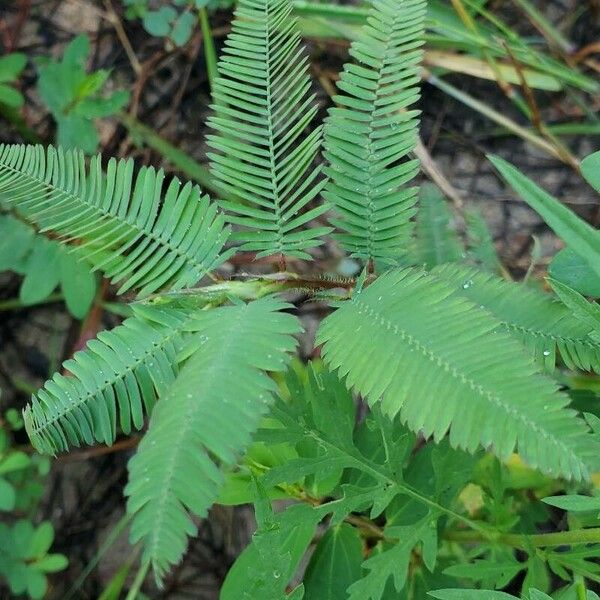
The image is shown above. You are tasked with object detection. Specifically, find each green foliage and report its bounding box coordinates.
[36,35,129,154]
[124,0,228,46]
[465,208,502,273]
[490,153,600,296]
[0,144,232,297]
[323,0,426,263]
[23,304,193,454]
[413,184,463,268]
[317,266,599,480]
[0,53,27,108]
[430,588,600,600]
[303,523,363,599]
[222,490,319,599]
[126,297,300,581]
[0,521,68,600]
[431,263,600,373]
[2,0,600,595]
[0,415,67,599]
[581,151,600,194]
[207,0,330,259]
[0,214,97,317]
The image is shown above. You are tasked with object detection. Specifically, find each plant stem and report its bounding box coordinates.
[125,559,150,600]
[118,113,220,194]
[445,526,600,549]
[199,8,218,92]
[0,293,63,312]
[64,513,132,600]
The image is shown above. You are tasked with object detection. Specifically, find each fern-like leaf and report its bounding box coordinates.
[23,305,195,454]
[317,267,599,481]
[413,184,463,268]
[125,296,301,582]
[207,0,329,259]
[323,0,427,263]
[0,144,232,296]
[432,264,600,373]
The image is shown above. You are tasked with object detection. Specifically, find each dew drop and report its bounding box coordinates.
[462,280,474,289]
[542,350,550,357]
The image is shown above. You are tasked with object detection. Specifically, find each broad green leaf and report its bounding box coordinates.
[522,554,550,595]
[0,53,27,82]
[27,522,54,559]
[25,569,47,600]
[348,516,436,599]
[550,247,600,298]
[581,151,600,194]
[542,494,600,513]
[59,249,97,319]
[32,554,68,573]
[0,451,30,475]
[0,84,24,108]
[0,477,16,510]
[19,239,60,304]
[221,503,320,600]
[143,7,177,37]
[304,523,363,600]
[489,155,600,280]
[0,215,35,272]
[443,559,523,589]
[171,11,196,46]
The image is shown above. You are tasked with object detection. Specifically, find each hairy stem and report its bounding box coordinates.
[445,527,600,548]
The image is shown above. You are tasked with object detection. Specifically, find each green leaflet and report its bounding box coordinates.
[430,589,599,600]
[317,267,600,480]
[542,494,600,514]
[323,0,427,263]
[429,591,524,600]
[443,559,524,589]
[413,184,463,268]
[581,151,600,194]
[303,523,363,600]
[548,279,600,345]
[0,214,97,318]
[549,247,600,298]
[465,209,502,273]
[23,305,196,454]
[489,154,600,281]
[0,144,232,297]
[36,35,129,155]
[125,297,301,582]
[348,516,437,600]
[222,492,320,600]
[207,0,330,259]
[431,263,600,373]
[0,53,26,109]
